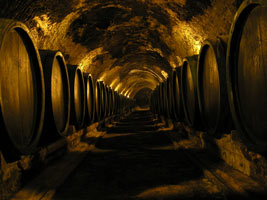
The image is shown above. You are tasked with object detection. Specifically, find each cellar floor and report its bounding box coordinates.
[12,110,267,200]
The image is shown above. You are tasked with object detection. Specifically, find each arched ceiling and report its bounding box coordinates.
[0,0,242,100]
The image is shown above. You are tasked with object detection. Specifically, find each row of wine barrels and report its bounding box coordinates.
[172,68,184,121]
[0,19,136,162]
[150,0,267,152]
[93,80,136,122]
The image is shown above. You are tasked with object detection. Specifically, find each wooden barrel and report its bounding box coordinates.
[108,87,113,116]
[172,67,184,121]
[226,0,267,152]
[67,65,85,129]
[110,89,115,116]
[113,91,117,115]
[105,86,110,117]
[181,56,203,129]
[0,19,45,161]
[197,39,233,137]
[94,81,102,121]
[115,91,119,115]
[39,50,70,144]
[163,78,170,118]
[167,74,176,120]
[99,81,106,119]
[84,73,95,125]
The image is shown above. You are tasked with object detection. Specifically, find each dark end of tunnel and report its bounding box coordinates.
[134,88,152,108]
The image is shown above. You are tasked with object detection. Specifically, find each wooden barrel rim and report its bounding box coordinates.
[105,86,109,117]
[0,20,45,157]
[41,50,70,136]
[108,87,113,116]
[95,81,102,121]
[68,65,85,128]
[52,51,70,135]
[164,78,170,118]
[181,58,195,126]
[110,89,115,115]
[76,68,86,127]
[88,74,95,123]
[226,0,267,151]
[197,39,229,136]
[172,69,181,121]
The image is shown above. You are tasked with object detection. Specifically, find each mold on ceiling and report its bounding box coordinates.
[0,0,242,100]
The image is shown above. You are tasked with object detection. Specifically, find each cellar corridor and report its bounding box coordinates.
[11,109,267,200]
[1,0,267,199]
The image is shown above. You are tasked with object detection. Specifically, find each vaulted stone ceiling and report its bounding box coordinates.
[0,0,242,100]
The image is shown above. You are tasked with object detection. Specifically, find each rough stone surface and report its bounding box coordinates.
[168,121,267,185]
[0,0,241,100]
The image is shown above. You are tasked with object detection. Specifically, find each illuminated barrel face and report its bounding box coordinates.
[202,46,220,127]
[198,44,220,129]
[227,1,267,151]
[181,56,203,129]
[0,20,45,158]
[172,68,183,121]
[73,69,85,126]
[95,81,102,121]
[39,50,70,141]
[238,6,267,140]
[87,75,95,122]
[51,56,68,132]
[0,28,36,146]
[197,39,233,136]
[74,70,83,123]
[182,61,195,125]
[68,65,85,128]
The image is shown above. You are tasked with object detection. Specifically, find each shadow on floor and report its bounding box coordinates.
[52,110,266,200]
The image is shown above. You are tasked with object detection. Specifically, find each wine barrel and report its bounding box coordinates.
[197,39,233,137]
[115,91,119,115]
[167,74,176,120]
[105,86,110,117]
[68,65,85,129]
[181,56,203,129]
[94,81,102,121]
[172,67,184,121]
[108,87,113,116]
[0,19,45,161]
[226,0,267,152]
[163,78,170,118]
[39,50,70,144]
[84,73,95,125]
[110,89,115,116]
[99,81,106,119]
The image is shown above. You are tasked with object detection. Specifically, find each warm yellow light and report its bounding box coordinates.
[161,70,168,79]
[110,77,120,89]
[115,83,122,92]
